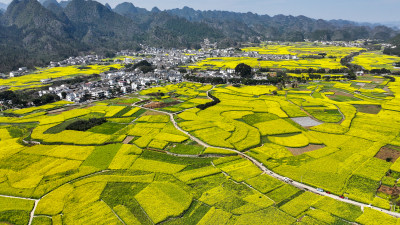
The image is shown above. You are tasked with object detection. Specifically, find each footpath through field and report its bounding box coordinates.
[0,194,39,225]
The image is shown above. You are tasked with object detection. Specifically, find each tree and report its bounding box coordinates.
[235,63,252,78]
[125,60,154,73]
[61,92,67,99]
[178,68,187,74]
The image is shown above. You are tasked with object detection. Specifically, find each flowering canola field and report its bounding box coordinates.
[0,64,123,91]
[1,77,400,224]
[188,43,365,71]
[353,52,400,71]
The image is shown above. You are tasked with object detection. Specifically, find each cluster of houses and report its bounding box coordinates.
[9,67,29,78]
[38,66,183,103]
[117,45,238,68]
[50,55,104,67]
[309,40,366,48]
[243,51,299,60]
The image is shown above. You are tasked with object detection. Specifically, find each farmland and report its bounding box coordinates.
[241,43,364,58]
[353,52,400,71]
[0,64,123,91]
[2,44,400,224]
[0,76,398,224]
[187,56,346,71]
[187,43,365,71]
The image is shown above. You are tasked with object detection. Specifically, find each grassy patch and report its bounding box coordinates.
[0,210,30,225]
[81,144,122,169]
[353,104,382,114]
[88,122,127,134]
[169,143,204,155]
[101,182,153,225]
[163,200,211,225]
[141,150,215,166]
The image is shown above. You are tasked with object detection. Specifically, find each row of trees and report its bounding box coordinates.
[0,90,60,110]
[196,93,220,110]
[184,75,283,85]
[340,51,365,71]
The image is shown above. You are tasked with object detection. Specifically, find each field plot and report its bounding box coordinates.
[135,182,192,224]
[353,52,400,71]
[139,82,213,112]
[290,117,322,127]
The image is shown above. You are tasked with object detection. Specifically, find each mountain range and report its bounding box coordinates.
[0,0,399,73]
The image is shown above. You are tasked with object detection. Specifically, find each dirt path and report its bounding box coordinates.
[0,195,40,225]
[286,99,326,124]
[334,104,346,124]
[28,199,40,225]
[102,200,126,225]
[122,136,135,144]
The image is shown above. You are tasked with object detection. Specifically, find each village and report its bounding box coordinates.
[0,39,394,105]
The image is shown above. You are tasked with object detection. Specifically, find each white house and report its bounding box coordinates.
[226,68,235,74]
[9,71,21,77]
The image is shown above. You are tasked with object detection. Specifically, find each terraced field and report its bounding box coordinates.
[1,76,400,224]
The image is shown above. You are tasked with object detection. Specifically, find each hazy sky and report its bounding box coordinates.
[2,0,400,23]
[102,0,400,23]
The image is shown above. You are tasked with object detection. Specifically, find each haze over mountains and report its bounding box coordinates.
[0,2,7,11]
[0,0,399,73]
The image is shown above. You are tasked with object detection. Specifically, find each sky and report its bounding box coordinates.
[2,0,400,23]
[102,0,400,23]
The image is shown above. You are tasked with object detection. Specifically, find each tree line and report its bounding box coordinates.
[196,93,220,110]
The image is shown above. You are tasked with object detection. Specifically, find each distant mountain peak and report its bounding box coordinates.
[5,0,60,27]
[113,2,148,16]
[182,6,193,10]
[42,0,60,8]
[59,0,71,8]
[104,3,111,10]
[114,2,137,13]
[151,6,160,13]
